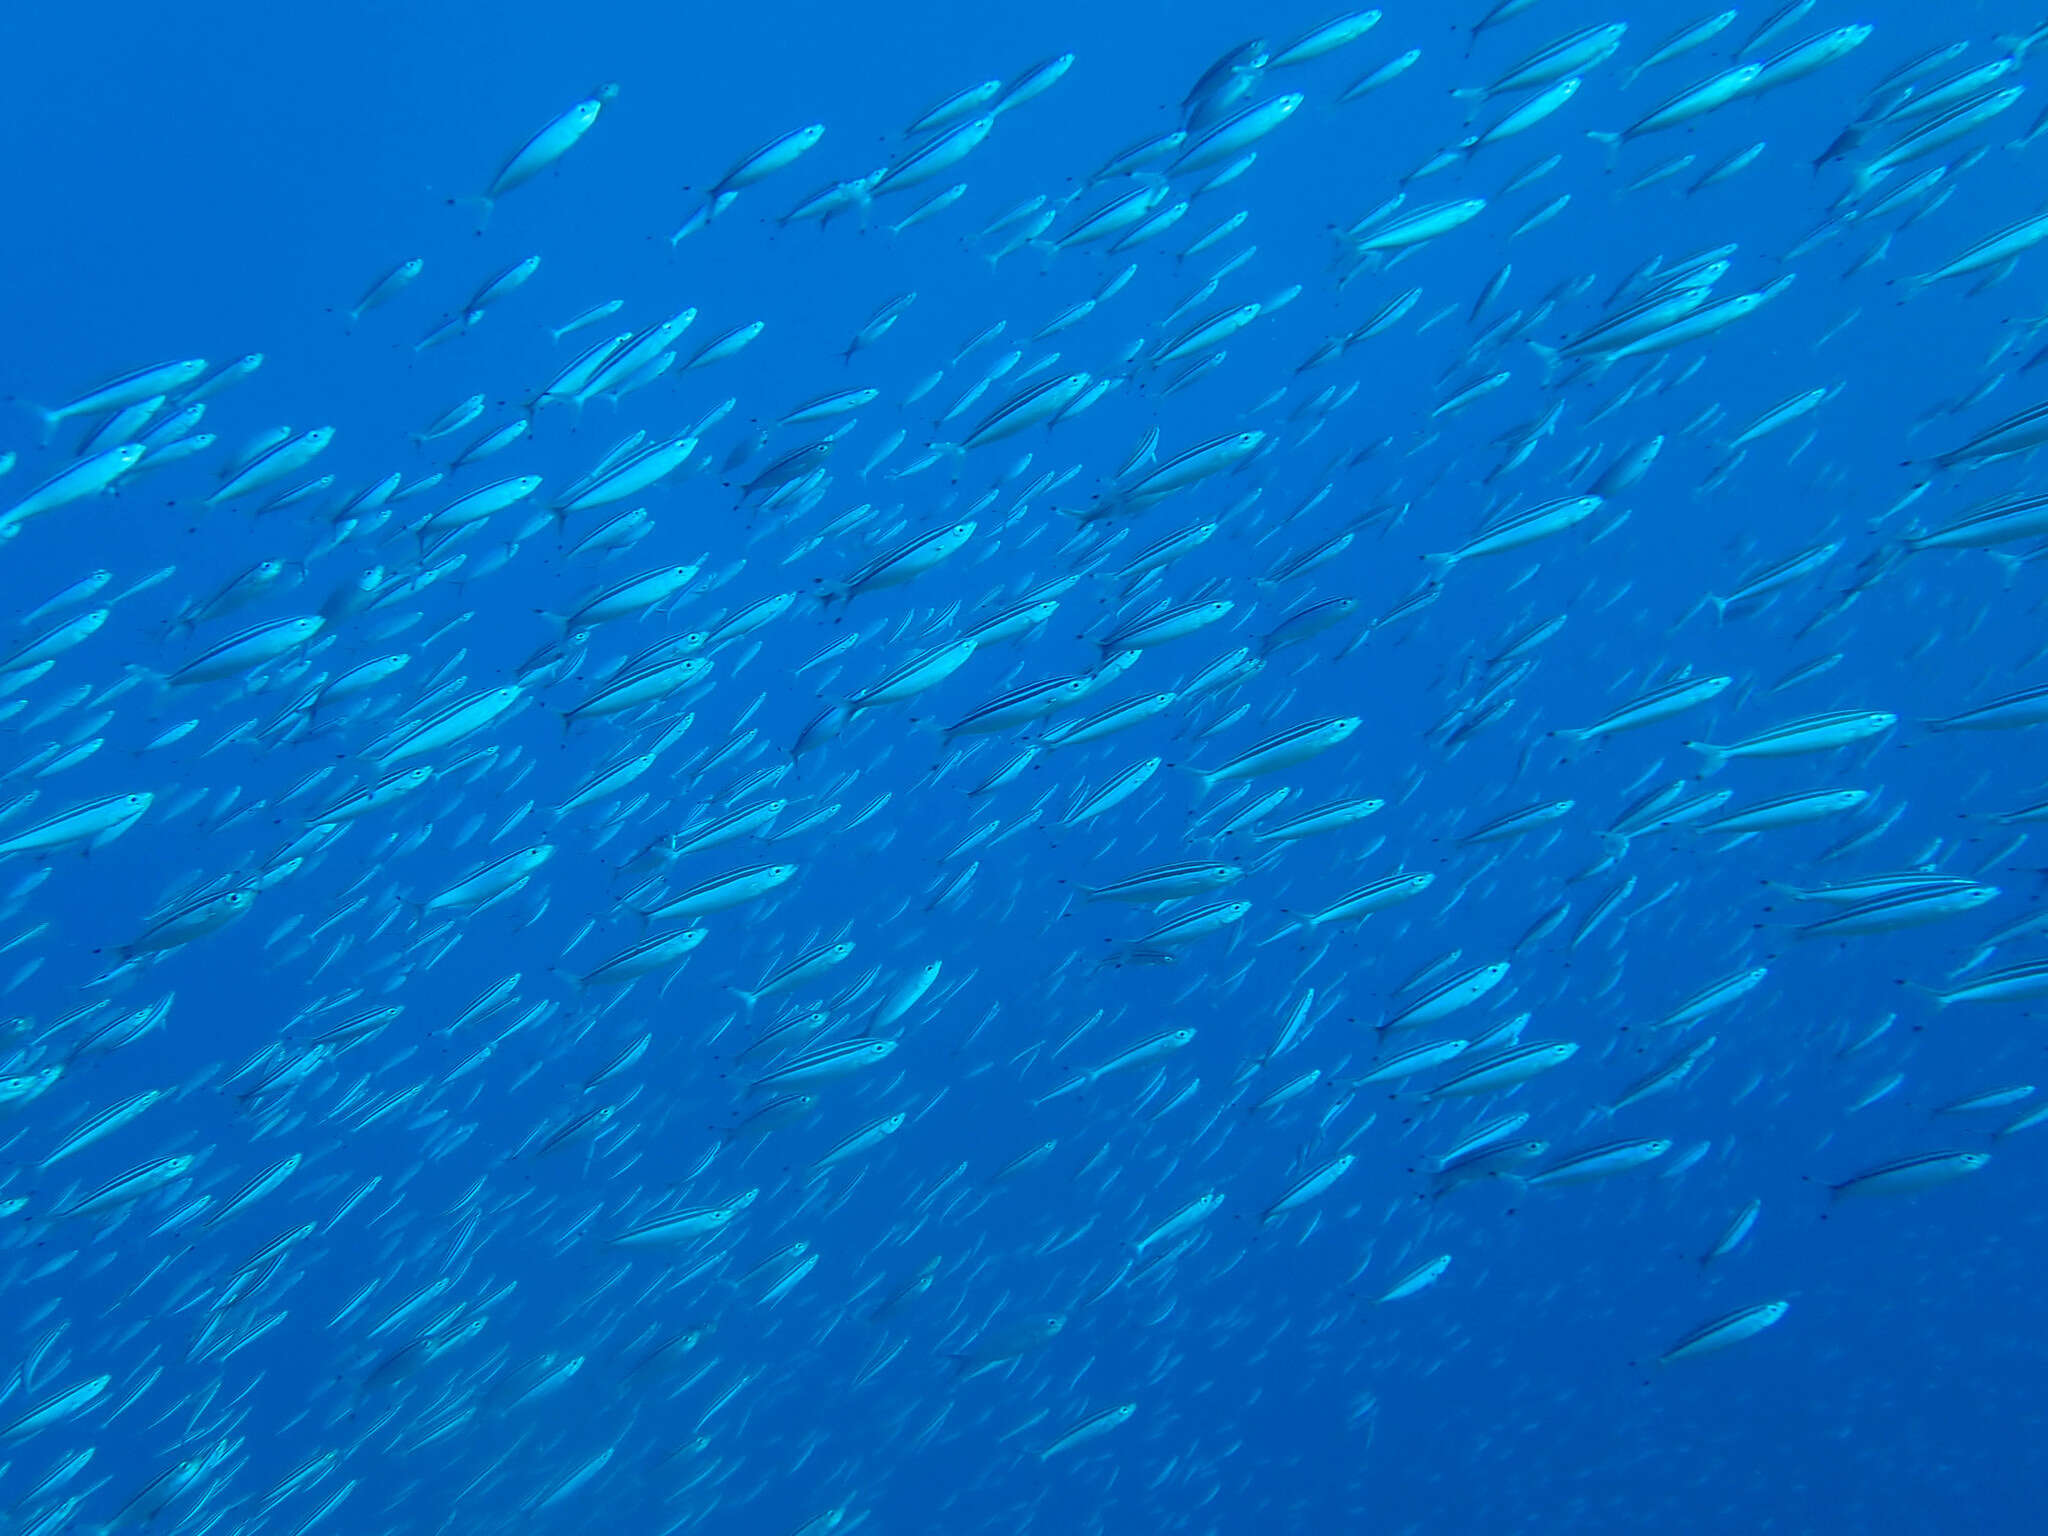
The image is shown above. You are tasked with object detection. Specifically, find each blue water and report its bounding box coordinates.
[3,0,2047,1530]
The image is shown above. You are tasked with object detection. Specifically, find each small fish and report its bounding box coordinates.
[1659,1301,1790,1363]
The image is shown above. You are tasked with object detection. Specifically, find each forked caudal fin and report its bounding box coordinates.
[1686,743,1730,777]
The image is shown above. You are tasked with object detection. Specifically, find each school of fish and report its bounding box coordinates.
[5,0,2048,1530]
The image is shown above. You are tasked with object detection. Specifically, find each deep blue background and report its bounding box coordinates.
[3,0,2046,1531]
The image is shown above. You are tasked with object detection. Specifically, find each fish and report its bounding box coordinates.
[1830,1151,1991,1199]
[1527,1137,1673,1186]
[1659,1301,1790,1363]
[477,92,613,219]
[1375,1254,1452,1303]
[1687,710,1895,772]
[1593,63,1764,142]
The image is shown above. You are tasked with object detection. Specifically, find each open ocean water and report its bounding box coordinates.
[3,0,2048,1530]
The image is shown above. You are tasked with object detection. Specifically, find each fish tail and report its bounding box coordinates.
[1947,946,1996,979]
[17,401,60,447]
[1703,595,1734,627]
[1686,743,1728,777]
[670,202,714,248]
[1997,28,2044,63]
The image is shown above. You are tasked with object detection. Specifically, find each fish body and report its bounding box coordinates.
[1660,1301,1789,1363]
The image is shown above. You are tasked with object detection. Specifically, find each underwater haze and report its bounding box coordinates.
[5,0,2048,1531]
